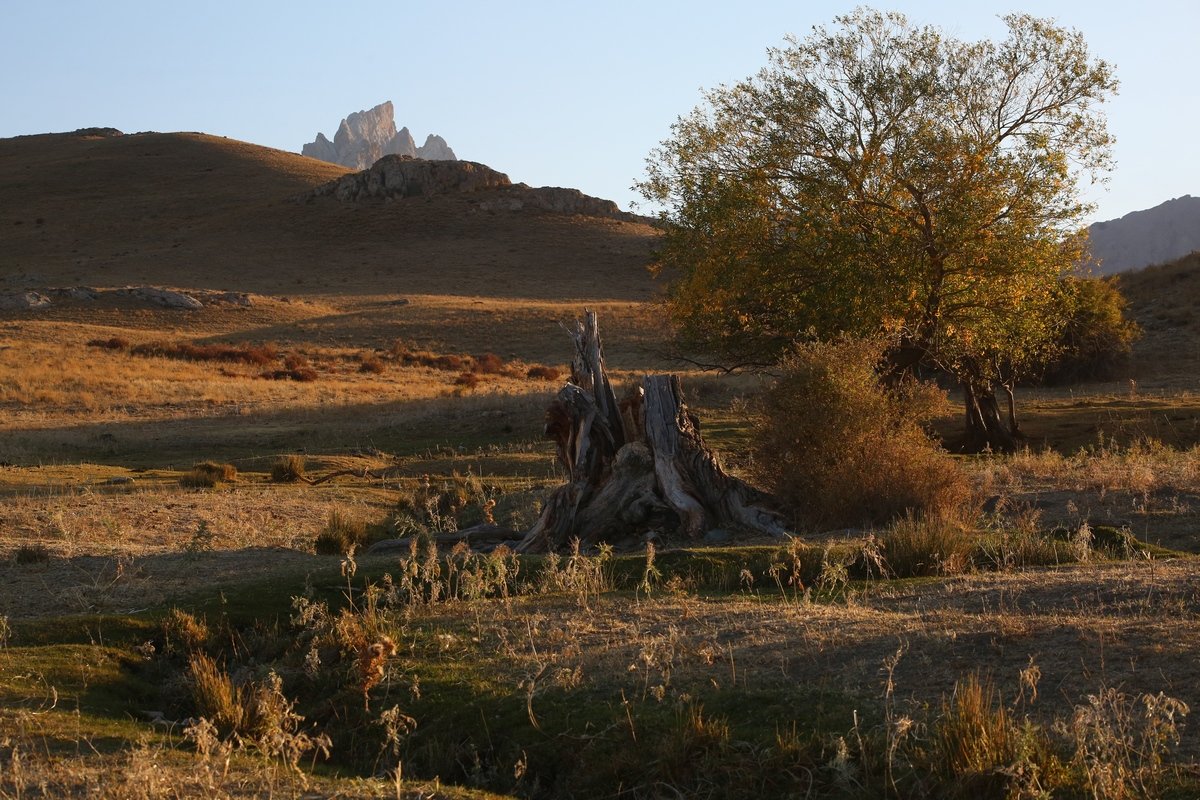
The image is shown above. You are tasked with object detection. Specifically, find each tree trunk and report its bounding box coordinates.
[962,382,1019,454]
[515,311,786,553]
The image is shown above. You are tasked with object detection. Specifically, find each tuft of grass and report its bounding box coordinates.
[882,515,976,577]
[162,608,210,655]
[188,651,246,736]
[931,671,1017,786]
[14,543,52,564]
[270,455,307,483]
[313,509,370,555]
[179,461,237,488]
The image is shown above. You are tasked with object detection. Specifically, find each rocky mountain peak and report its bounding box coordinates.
[301,102,457,170]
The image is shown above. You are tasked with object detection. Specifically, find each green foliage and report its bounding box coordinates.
[641,9,1119,447]
[752,336,971,528]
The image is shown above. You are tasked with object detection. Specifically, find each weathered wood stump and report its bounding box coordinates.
[515,311,787,553]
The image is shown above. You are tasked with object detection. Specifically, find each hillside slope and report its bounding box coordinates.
[0,129,659,302]
[1088,195,1200,274]
[1117,250,1200,381]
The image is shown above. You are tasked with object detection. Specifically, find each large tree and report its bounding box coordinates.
[640,9,1118,451]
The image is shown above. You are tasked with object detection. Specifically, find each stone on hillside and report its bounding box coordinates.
[119,286,204,310]
[301,102,457,170]
[0,292,51,310]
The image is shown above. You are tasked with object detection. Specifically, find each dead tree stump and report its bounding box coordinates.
[515,311,787,553]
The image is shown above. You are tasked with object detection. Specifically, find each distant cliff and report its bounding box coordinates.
[301,101,456,170]
[1088,195,1200,274]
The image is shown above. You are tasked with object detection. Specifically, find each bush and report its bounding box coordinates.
[270,455,306,483]
[526,364,562,381]
[752,336,972,529]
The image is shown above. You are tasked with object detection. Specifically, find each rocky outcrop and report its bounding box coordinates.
[1088,195,1200,274]
[298,155,647,223]
[301,102,456,170]
[304,156,511,201]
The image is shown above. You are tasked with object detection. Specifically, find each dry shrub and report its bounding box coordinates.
[283,352,309,370]
[1069,687,1189,799]
[270,455,306,483]
[394,346,473,372]
[753,336,971,529]
[473,352,505,375]
[86,336,130,350]
[131,341,279,366]
[358,354,385,374]
[262,367,318,382]
[180,461,237,488]
[454,371,481,390]
[526,364,562,381]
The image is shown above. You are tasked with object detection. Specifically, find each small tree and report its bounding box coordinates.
[641,9,1120,451]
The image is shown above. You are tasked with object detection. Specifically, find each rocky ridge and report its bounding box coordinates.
[301,101,456,170]
[300,155,644,223]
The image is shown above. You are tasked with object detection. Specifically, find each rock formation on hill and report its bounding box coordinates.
[1088,195,1200,274]
[300,155,644,223]
[307,156,510,201]
[301,101,457,170]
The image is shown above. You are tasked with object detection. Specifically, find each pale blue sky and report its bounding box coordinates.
[3,1,1196,222]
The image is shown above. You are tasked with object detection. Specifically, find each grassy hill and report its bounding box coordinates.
[0,129,659,299]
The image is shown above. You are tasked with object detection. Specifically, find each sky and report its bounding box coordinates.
[3,0,1197,223]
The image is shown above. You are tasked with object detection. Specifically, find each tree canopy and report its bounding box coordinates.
[640,9,1119,451]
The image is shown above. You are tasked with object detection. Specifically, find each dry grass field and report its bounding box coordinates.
[1,129,1199,797]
